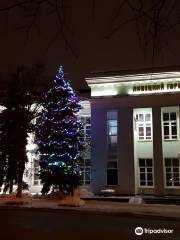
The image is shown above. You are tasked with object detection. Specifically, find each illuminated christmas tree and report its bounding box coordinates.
[35,66,83,195]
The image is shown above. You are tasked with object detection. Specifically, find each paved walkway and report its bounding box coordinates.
[0,198,180,219]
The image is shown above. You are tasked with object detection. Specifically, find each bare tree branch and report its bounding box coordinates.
[0,0,76,57]
[0,0,31,12]
[106,0,180,64]
[1,1,180,62]
[91,0,95,21]
[110,0,127,24]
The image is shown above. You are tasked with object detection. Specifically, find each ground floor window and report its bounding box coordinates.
[80,159,91,185]
[165,158,180,187]
[107,161,118,185]
[138,158,153,187]
[33,159,41,185]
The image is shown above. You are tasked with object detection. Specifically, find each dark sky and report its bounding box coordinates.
[0,0,180,90]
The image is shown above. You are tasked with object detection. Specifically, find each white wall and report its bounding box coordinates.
[162,106,180,158]
[133,108,153,193]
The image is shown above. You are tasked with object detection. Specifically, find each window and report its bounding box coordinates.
[80,159,91,185]
[33,159,41,185]
[107,111,118,154]
[139,158,153,187]
[136,113,152,141]
[165,158,180,187]
[79,116,91,143]
[107,161,118,185]
[163,112,178,140]
[78,116,91,185]
[107,111,118,185]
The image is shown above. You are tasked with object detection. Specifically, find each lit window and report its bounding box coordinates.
[107,111,118,185]
[33,159,41,185]
[107,111,118,153]
[80,159,91,185]
[165,158,180,187]
[139,158,153,187]
[78,116,91,185]
[107,120,118,135]
[136,113,152,141]
[162,112,178,140]
[107,161,118,185]
[79,116,91,142]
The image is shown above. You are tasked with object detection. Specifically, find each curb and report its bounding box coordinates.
[0,204,180,221]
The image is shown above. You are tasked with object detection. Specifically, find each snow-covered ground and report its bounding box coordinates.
[0,193,32,205]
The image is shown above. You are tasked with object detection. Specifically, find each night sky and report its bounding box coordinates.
[0,0,180,90]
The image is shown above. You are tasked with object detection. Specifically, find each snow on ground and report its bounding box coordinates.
[33,188,85,207]
[0,193,32,205]
[58,195,85,207]
[33,191,65,200]
[58,188,85,207]
[0,187,88,207]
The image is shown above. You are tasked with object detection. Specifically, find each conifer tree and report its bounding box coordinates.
[0,67,41,197]
[35,66,83,195]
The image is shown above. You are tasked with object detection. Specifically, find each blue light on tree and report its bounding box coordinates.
[35,66,84,195]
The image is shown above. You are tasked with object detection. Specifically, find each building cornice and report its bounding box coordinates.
[85,67,180,97]
[86,71,180,84]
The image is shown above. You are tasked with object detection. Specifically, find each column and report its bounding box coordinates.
[152,107,164,196]
[118,107,135,194]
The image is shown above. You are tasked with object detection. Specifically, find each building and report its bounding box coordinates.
[86,67,180,196]
[2,67,180,197]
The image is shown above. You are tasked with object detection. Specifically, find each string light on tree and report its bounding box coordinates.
[35,66,84,195]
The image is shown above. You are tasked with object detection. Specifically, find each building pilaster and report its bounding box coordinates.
[152,107,164,196]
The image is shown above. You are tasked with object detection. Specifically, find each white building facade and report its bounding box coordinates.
[86,68,180,196]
